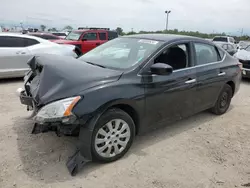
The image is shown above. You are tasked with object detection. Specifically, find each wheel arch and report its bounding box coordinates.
[87,99,141,135]
[226,81,235,96]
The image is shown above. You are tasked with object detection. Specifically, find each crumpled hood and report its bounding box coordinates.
[234,50,250,60]
[27,55,123,106]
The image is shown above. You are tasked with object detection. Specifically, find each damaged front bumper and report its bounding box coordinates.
[17,87,93,176]
[17,60,95,176]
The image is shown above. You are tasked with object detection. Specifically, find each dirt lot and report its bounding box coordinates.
[0,79,249,188]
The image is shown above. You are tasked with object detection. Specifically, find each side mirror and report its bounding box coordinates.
[150,63,173,76]
[82,38,87,41]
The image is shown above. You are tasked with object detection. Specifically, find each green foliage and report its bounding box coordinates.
[116,27,124,35]
[63,25,73,30]
[40,25,46,31]
[48,28,57,32]
[124,29,249,41]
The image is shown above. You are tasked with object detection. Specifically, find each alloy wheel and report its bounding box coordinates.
[94,119,131,158]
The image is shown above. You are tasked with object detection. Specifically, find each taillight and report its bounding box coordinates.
[238,62,243,70]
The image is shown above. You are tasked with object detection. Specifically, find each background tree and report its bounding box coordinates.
[116,27,124,35]
[40,25,46,31]
[63,25,73,31]
[50,28,57,32]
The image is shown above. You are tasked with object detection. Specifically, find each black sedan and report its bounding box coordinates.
[17,34,242,175]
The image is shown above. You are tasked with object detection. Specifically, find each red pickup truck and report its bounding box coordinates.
[53,28,118,56]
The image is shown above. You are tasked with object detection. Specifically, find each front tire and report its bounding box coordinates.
[91,108,135,163]
[210,84,233,115]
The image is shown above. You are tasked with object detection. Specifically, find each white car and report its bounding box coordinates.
[234,45,250,77]
[0,33,78,79]
[212,36,236,48]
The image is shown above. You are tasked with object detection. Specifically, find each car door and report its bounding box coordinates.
[193,42,227,112]
[80,32,99,53]
[0,36,32,77]
[142,42,197,128]
[98,32,108,45]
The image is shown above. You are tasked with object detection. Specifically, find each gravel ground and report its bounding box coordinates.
[0,79,249,188]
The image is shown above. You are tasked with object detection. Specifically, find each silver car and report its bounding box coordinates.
[0,33,78,79]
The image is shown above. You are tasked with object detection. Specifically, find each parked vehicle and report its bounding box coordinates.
[53,27,118,54]
[237,41,250,50]
[234,45,250,77]
[51,32,68,39]
[27,32,62,42]
[212,36,236,48]
[0,33,78,78]
[214,41,237,56]
[17,34,241,175]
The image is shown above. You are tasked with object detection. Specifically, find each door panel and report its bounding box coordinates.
[144,68,197,128]
[81,32,99,53]
[0,48,31,70]
[195,63,226,112]
[193,42,226,112]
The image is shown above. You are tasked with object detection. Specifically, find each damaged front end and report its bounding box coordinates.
[17,56,94,175]
[17,56,82,136]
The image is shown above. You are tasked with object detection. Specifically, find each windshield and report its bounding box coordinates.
[78,37,164,69]
[213,37,228,42]
[65,31,82,40]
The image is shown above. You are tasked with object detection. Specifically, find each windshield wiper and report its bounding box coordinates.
[85,61,106,68]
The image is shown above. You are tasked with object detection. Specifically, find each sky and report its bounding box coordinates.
[0,0,249,35]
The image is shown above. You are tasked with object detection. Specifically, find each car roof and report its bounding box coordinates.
[0,32,54,44]
[123,34,208,43]
[28,32,56,36]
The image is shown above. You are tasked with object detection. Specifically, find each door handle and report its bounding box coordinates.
[96,43,101,46]
[16,51,26,55]
[185,79,196,84]
[218,72,226,76]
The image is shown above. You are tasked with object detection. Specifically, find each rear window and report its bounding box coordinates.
[99,32,107,40]
[213,37,228,42]
[108,31,118,40]
[52,33,67,37]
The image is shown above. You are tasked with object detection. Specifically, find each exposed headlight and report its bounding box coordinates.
[34,96,81,123]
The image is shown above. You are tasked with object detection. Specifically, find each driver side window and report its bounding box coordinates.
[82,32,97,41]
[154,43,189,70]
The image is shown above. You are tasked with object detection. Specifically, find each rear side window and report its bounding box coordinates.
[99,32,107,40]
[194,43,220,65]
[0,36,24,47]
[32,34,58,40]
[25,38,39,46]
[108,31,118,40]
[83,32,97,41]
[0,36,39,47]
[229,38,234,43]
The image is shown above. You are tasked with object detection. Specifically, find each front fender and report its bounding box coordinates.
[72,80,145,129]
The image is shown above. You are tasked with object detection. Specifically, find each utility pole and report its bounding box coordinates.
[241,28,244,37]
[165,10,171,31]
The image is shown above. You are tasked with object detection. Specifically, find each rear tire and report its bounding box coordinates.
[91,108,135,163]
[210,84,233,115]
